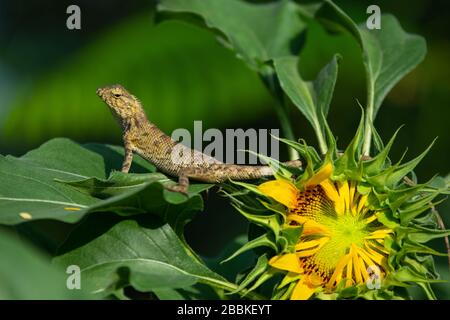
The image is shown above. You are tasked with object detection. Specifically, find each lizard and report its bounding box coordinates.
[96,84,302,194]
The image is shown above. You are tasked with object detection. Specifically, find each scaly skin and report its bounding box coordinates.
[97,84,301,193]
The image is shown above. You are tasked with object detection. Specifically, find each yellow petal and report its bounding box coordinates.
[346,249,353,287]
[296,248,320,258]
[363,214,377,224]
[349,181,356,209]
[258,179,298,208]
[358,256,370,282]
[364,229,392,240]
[356,247,376,270]
[305,162,333,187]
[327,253,351,288]
[291,277,316,300]
[338,181,350,213]
[269,253,303,274]
[357,194,368,214]
[295,238,327,250]
[363,243,387,267]
[366,239,390,255]
[352,244,363,284]
[320,179,344,214]
[287,215,330,235]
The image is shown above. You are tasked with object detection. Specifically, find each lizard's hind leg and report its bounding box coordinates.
[165,174,190,195]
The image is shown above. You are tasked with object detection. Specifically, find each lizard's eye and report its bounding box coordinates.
[113,93,121,98]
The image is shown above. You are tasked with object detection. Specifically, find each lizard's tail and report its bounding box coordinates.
[217,159,302,182]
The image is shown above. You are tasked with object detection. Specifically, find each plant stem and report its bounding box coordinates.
[432,207,450,271]
[273,100,300,160]
[362,79,375,156]
[313,121,328,155]
[262,71,299,160]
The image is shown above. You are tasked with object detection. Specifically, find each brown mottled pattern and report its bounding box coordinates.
[97,84,301,192]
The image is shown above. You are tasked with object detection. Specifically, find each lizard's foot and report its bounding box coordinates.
[165,184,189,195]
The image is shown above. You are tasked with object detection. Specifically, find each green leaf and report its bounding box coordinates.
[273,55,340,154]
[315,1,426,155]
[54,219,231,297]
[153,283,219,300]
[56,171,171,198]
[0,138,210,226]
[0,229,89,299]
[158,0,307,71]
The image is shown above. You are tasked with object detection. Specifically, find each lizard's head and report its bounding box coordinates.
[96,84,144,122]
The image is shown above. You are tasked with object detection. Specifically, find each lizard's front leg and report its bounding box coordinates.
[122,142,134,173]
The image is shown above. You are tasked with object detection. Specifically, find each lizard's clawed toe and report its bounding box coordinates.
[165,185,189,196]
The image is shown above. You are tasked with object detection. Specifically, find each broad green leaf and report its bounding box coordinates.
[54,219,231,297]
[274,55,340,153]
[158,0,307,71]
[55,171,170,198]
[0,229,89,299]
[315,1,426,154]
[0,138,210,225]
[153,284,219,300]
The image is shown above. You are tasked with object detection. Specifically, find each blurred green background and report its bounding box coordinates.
[0,0,448,298]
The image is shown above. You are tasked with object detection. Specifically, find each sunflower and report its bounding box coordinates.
[226,125,448,300]
[259,162,392,299]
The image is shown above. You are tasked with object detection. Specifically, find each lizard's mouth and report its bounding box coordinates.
[96,88,105,98]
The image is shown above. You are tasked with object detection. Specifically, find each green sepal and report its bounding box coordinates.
[273,279,298,300]
[278,225,303,252]
[277,136,321,165]
[386,183,427,213]
[232,204,282,239]
[385,138,437,187]
[295,140,317,187]
[376,210,399,229]
[321,110,338,162]
[403,224,450,243]
[369,121,385,154]
[221,233,278,264]
[363,125,402,177]
[399,195,444,225]
[397,240,448,258]
[245,269,277,294]
[229,254,268,295]
[334,106,364,179]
